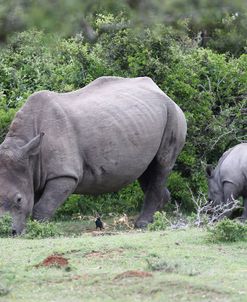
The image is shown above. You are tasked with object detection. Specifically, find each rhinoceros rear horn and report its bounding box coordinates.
[206,165,214,178]
[20,132,45,157]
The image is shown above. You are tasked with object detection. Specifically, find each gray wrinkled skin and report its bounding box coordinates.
[206,143,247,220]
[0,76,187,234]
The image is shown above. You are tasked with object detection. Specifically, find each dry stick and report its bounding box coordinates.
[165,201,189,229]
[201,198,242,224]
[187,187,208,227]
[187,186,242,226]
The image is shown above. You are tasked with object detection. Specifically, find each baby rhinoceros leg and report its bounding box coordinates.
[220,181,240,219]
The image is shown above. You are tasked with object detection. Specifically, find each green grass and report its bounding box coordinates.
[0,223,247,302]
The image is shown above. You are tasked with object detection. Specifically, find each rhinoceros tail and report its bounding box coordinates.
[155,100,187,172]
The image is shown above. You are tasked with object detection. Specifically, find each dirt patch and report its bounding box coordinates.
[114,270,153,280]
[36,254,69,268]
[85,248,124,259]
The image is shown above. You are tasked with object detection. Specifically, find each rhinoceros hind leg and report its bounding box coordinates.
[135,160,171,228]
[32,177,77,221]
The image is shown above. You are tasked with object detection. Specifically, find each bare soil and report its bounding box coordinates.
[36,254,69,268]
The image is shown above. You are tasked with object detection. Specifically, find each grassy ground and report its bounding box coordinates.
[0,222,246,302]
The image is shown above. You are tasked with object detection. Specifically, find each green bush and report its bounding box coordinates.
[24,220,60,239]
[0,215,60,238]
[148,211,169,231]
[0,214,12,237]
[207,218,247,242]
[1,1,247,57]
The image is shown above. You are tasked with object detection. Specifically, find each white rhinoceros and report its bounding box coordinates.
[0,76,187,234]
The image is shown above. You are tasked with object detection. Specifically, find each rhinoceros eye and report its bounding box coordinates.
[16,194,22,204]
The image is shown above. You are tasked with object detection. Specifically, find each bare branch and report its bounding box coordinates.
[187,186,242,226]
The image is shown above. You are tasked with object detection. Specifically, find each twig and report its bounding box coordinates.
[187,186,242,226]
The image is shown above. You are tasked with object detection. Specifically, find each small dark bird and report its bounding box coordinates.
[95,217,104,230]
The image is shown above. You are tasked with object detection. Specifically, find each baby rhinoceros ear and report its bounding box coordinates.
[206,164,214,178]
[20,132,45,157]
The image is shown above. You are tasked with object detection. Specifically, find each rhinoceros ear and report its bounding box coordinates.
[20,132,45,157]
[206,165,214,178]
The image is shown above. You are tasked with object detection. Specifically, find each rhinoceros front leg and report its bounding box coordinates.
[32,177,77,221]
[220,182,239,219]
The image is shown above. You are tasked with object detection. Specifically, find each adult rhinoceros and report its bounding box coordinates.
[0,76,186,234]
[206,143,247,220]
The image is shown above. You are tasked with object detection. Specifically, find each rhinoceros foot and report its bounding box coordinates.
[134,217,153,229]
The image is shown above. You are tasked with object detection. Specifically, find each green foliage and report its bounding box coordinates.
[0,214,60,238]
[207,218,247,243]
[148,211,169,231]
[1,1,247,57]
[167,171,192,211]
[208,12,247,57]
[0,214,12,237]
[0,30,110,109]
[24,220,61,239]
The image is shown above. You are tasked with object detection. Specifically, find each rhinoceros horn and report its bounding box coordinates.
[20,132,45,157]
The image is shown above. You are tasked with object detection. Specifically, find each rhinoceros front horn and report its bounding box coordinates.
[20,132,45,157]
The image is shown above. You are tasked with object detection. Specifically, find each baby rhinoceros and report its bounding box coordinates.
[206,143,247,220]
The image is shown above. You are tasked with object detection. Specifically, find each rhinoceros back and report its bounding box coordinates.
[218,143,247,185]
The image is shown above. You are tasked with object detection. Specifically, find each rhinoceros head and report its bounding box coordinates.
[0,133,44,235]
[206,165,224,205]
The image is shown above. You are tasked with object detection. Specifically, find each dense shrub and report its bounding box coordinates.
[0,21,246,216]
[0,214,12,237]
[148,212,169,231]
[0,214,60,238]
[207,218,247,242]
[1,1,246,57]
[24,220,60,239]
[55,181,143,218]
